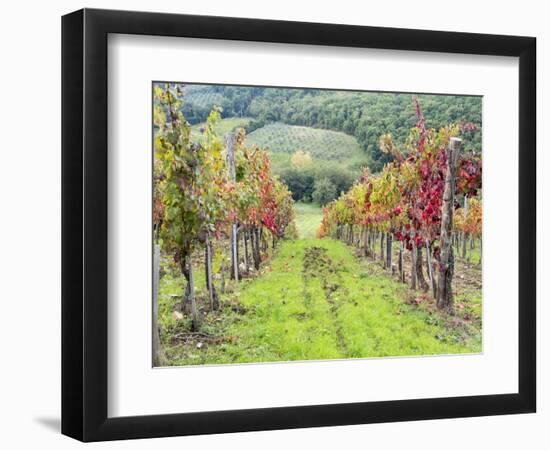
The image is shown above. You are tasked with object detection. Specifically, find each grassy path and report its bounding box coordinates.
[293,202,323,239]
[162,238,481,366]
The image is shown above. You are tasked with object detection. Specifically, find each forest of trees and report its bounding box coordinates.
[181,84,482,172]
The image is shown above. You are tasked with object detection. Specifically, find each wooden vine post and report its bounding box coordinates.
[425,240,436,298]
[362,226,369,257]
[437,137,462,310]
[416,246,429,291]
[410,240,417,290]
[184,253,199,329]
[225,132,239,281]
[386,232,392,271]
[205,234,219,310]
[243,231,249,274]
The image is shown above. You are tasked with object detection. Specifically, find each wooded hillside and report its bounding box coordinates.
[180,84,482,171]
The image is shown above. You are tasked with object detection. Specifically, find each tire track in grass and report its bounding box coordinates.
[303,245,349,357]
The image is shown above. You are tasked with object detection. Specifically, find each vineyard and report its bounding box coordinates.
[153,83,482,366]
[190,119,368,174]
[317,98,482,310]
[247,122,367,164]
[184,85,225,110]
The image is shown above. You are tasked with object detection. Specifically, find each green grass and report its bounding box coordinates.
[246,122,370,168]
[159,238,481,366]
[293,202,323,239]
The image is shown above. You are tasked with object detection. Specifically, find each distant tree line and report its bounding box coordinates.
[180,85,482,172]
[279,163,356,206]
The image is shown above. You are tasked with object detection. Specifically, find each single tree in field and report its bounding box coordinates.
[312,177,337,206]
[290,149,313,168]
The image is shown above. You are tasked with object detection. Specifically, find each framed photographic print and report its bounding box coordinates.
[61,8,536,442]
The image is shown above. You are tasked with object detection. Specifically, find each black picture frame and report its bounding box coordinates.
[62,8,536,442]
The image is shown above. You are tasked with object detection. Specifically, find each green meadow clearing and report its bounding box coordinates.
[293,202,324,239]
[158,204,482,366]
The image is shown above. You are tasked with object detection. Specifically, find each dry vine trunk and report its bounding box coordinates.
[182,252,200,331]
[204,234,219,310]
[410,241,417,290]
[371,230,375,257]
[416,246,429,292]
[399,241,405,283]
[425,241,437,298]
[362,227,369,256]
[437,137,462,310]
[225,132,239,281]
[380,232,385,264]
[252,227,261,270]
[242,229,249,274]
[220,258,226,294]
[386,233,392,271]
[260,228,267,253]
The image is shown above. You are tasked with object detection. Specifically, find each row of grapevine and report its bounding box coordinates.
[317,98,482,311]
[184,87,225,110]
[153,83,295,361]
[247,122,362,160]
[454,197,482,261]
